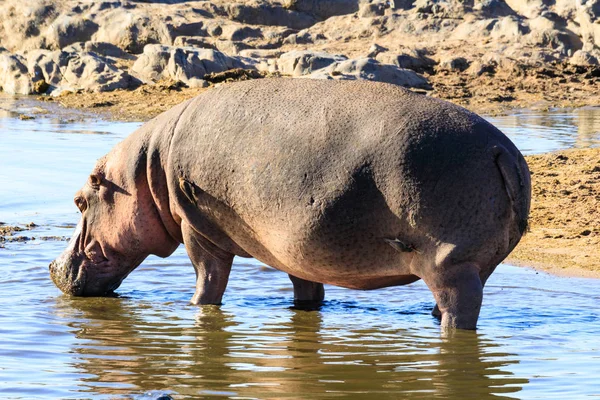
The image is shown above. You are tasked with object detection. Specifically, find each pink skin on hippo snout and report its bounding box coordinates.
[49,143,179,296]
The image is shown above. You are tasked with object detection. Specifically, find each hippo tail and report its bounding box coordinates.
[493,145,531,239]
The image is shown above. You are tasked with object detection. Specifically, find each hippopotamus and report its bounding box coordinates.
[49,79,530,330]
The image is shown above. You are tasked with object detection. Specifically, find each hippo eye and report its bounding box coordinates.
[74,195,87,212]
[89,173,103,189]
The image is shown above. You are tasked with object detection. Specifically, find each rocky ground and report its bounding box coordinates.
[2,0,600,276]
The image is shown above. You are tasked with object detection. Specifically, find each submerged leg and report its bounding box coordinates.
[288,274,324,308]
[182,222,234,305]
[423,263,483,330]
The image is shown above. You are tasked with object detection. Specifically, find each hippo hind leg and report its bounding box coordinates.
[288,274,324,310]
[422,263,483,330]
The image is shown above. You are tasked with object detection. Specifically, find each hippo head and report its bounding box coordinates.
[49,142,179,296]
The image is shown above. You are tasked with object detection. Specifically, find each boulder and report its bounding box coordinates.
[221,26,263,42]
[526,16,583,55]
[166,47,247,86]
[366,43,388,58]
[0,54,33,94]
[83,41,135,60]
[358,2,387,18]
[173,36,216,49]
[282,29,326,45]
[61,52,133,92]
[503,0,547,18]
[570,50,599,67]
[238,49,284,59]
[131,44,173,82]
[376,49,436,73]
[437,56,470,72]
[227,3,317,30]
[277,50,347,76]
[214,40,254,55]
[283,0,361,20]
[473,0,516,17]
[328,58,431,89]
[92,10,171,53]
[43,15,99,50]
[490,16,529,40]
[167,21,208,42]
[26,49,64,89]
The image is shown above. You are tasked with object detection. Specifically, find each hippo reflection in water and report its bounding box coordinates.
[49,79,531,330]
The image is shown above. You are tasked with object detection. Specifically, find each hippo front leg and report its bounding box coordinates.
[288,274,324,309]
[182,222,234,305]
[423,263,483,330]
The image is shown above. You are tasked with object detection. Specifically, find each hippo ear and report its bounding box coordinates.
[89,173,103,189]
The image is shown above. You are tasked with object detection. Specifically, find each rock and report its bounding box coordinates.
[221,26,263,42]
[527,16,583,55]
[570,50,599,67]
[167,21,208,42]
[491,16,528,40]
[283,0,360,20]
[44,15,99,50]
[26,49,63,90]
[366,43,388,58]
[61,52,134,92]
[92,10,170,54]
[466,60,496,76]
[392,0,417,10]
[131,45,173,82]
[328,58,432,89]
[413,0,467,18]
[238,49,283,59]
[504,0,547,18]
[283,29,327,45]
[437,56,470,72]
[83,41,135,60]
[473,0,516,17]
[376,50,435,73]
[277,50,347,76]
[0,54,33,94]
[172,37,215,49]
[166,47,247,86]
[214,40,253,55]
[204,22,223,38]
[227,3,317,30]
[358,2,386,18]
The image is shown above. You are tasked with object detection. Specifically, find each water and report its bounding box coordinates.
[1,102,600,399]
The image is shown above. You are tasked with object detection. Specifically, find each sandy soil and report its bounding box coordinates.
[506,148,600,278]
[10,74,600,279]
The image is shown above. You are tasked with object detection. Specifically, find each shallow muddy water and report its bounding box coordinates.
[1,103,600,399]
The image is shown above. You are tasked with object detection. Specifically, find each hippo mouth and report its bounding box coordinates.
[49,253,89,296]
[49,221,117,296]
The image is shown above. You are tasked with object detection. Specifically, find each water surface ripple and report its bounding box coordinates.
[1,106,599,399]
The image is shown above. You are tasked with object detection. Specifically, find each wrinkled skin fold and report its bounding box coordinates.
[50,79,531,330]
